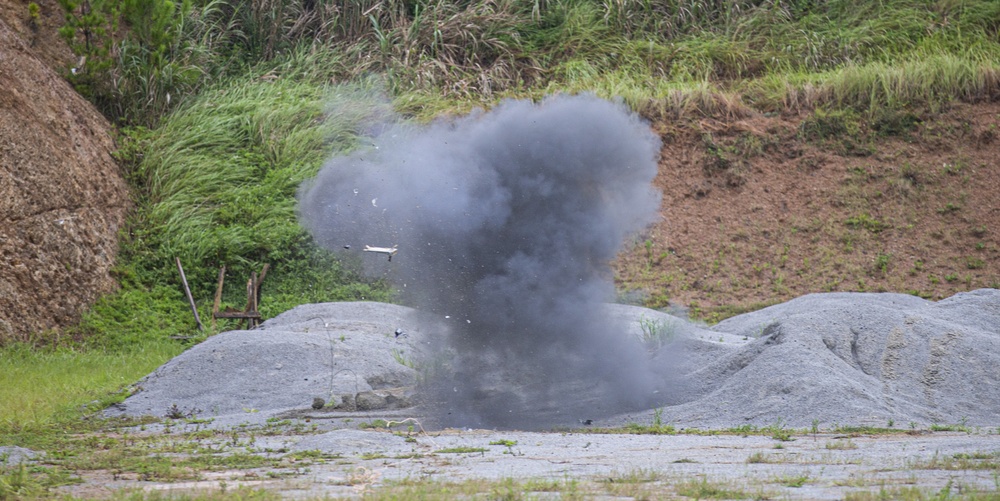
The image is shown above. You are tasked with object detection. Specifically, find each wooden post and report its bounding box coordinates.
[211,266,225,329]
[176,258,204,331]
[256,263,270,301]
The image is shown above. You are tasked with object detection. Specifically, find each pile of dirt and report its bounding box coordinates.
[0,15,127,341]
[609,288,1000,429]
[108,290,1000,430]
[106,303,427,419]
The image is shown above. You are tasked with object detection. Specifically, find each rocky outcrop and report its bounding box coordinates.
[0,18,127,341]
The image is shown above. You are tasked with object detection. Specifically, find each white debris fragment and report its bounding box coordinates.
[363,245,397,261]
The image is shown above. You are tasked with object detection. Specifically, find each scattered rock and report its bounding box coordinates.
[0,446,40,465]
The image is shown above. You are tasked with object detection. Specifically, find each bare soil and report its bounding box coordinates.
[616,103,1000,321]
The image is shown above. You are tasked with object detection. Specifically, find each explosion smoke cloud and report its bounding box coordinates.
[299,94,664,428]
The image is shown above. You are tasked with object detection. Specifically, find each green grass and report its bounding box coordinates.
[433,447,488,454]
[675,478,752,499]
[0,342,181,431]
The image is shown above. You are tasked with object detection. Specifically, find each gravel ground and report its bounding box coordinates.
[58,426,1000,499]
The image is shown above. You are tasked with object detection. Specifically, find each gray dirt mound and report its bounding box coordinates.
[109,290,1000,430]
[106,302,428,419]
[608,288,1000,429]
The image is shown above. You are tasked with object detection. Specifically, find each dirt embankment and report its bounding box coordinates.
[0,0,127,342]
[617,103,1000,319]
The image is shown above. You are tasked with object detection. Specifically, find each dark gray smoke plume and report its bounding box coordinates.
[299,94,663,429]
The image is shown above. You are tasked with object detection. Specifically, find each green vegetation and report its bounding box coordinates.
[432,446,488,454]
[4,0,1000,491]
[0,343,180,430]
[676,478,753,499]
[638,314,677,351]
[35,0,1000,341]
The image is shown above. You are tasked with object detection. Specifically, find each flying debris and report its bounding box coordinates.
[363,245,398,261]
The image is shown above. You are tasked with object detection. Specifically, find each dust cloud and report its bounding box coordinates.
[299,94,664,429]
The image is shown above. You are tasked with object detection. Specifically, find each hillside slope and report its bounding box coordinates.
[617,102,999,320]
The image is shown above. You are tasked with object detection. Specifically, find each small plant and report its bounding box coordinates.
[638,315,676,351]
[747,451,773,464]
[0,464,45,498]
[800,108,862,141]
[676,478,750,499]
[776,474,810,487]
[941,161,965,175]
[165,404,201,420]
[874,253,892,274]
[845,213,888,233]
[825,439,858,450]
[392,348,414,368]
[434,447,487,454]
[359,419,390,429]
[600,468,662,484]
[937,203,961,214]
[27,2,40,28]
[966,257,985,269]
[489,439,517,447]
[767,419,793,442]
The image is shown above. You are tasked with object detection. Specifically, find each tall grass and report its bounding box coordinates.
[72,51,392,349]
[59,0,1000,124]
[129,52,386,289]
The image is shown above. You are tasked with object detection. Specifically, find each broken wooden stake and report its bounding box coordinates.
[211,265,226,329]
[175,258,204,331]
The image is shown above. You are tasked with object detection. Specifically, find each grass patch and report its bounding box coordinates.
[774,474,810,487]
[433,447,487,454]
[911,452,1000,471]
[600,468,662,485]
[0,342,181,431]
[675,478,752,499]
[826,439,859,450]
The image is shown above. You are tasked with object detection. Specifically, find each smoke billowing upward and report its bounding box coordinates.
[300,94,663,429]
